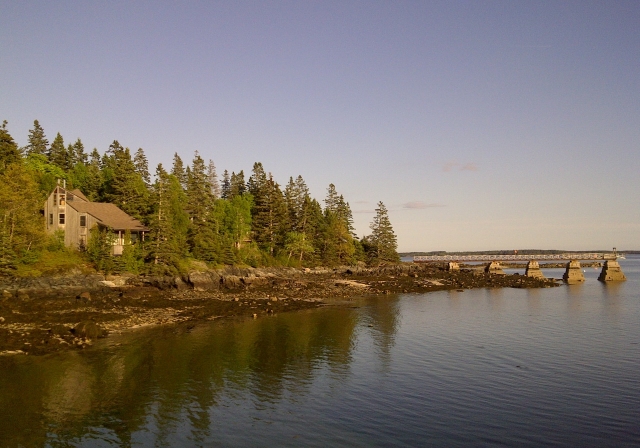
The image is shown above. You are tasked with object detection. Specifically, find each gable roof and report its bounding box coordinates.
[68,189,89,202]
[68,201,148,231]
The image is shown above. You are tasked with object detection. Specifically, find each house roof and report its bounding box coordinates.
[68,201,149,232]
[69,189,89,202]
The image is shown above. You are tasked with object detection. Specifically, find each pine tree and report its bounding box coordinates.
[134,148,151,186]
[229,170,246,198]
[251,170,286,256]
[101,141,150,220]
[25,120,49,156]
[220,170,231,199]
[207,159,221,199]
[368,201,399,264]
[0,121,22,173]
[186,152,220,261]
[171,152,187,190]
[324,183,340,213]
[48,132,71,170]
[72,139,87,165]
[149,164,189,271]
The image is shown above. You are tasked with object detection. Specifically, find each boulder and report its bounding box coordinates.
[73,321,105,339]
[221,275,243,289]
[188,271,218,291]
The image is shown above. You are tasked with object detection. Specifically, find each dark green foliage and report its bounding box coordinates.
[48,132,71,170]
[221,170,231,199]
[367,201,399,264]
[101,141,150,220]
[25,120,49,156]
[134,148,151,186]
[229,170,246,198]
[72,139,87,165]
[86,226,116,274]
[149,165,189,272]
[0,121,22,173]
[171,152,187,189]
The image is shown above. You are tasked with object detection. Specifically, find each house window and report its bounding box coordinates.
[49,214,53,225]
[59,213,65,225]
[80,215,87,227]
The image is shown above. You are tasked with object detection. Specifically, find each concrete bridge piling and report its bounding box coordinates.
[446,262,460,271]
[525,260,545,279]
[598,260,626,282]
[563,260,585,284]
[485,261,505,275]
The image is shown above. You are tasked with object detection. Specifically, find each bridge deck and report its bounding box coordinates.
[413,253,618,262]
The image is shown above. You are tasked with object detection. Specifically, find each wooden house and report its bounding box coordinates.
[44,185,148,255]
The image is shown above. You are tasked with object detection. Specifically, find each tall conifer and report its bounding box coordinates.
[368,201,399,263]
[25,120,48,156]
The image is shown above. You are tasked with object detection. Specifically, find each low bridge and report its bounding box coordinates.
[413,250,626,284]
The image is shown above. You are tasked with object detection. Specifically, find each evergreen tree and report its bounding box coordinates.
[101,141,150,220]
[247,162,267,198]
[75,148,103,201]
[25,119,49,156]
[336,195,356,238]
[319,183,356,265]
[220,170,231,199]
[149,164,189,271]
[134,148,151,186]
[171,152,187,189]
[186,152,220,261]
[90,148,101,166]
[48,132,70,170]
[207,159,221,199]
[0,121,22,173]
[368,201,399,264]
[324,183,340,213]
[72,139,87,165]
[251,171,286,256]
[229,170,246,198]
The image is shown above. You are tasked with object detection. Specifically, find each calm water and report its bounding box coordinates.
[1,258,639,447]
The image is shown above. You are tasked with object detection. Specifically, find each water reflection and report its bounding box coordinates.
[0,302,401,446]
[525,288,541,314]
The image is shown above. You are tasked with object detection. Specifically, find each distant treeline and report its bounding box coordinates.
[0,119,399,276]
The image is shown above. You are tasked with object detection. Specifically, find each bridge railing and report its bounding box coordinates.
[413,253,617,262]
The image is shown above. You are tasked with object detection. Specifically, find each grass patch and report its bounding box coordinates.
[13,250,95,278]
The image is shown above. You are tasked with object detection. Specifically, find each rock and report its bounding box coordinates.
[221,275,243,289]
[17,290,30,301]
[72,321,105,339]
[76,291,91,302]
[188,271,218,291]
[1,290,11,300]
[98,281,117,287]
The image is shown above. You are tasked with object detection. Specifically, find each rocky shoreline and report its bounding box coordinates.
[0,263,559,356]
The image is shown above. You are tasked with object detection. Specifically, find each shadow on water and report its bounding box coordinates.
[0,297,402,446]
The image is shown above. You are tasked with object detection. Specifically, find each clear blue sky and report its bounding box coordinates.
[1,1,638,251]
